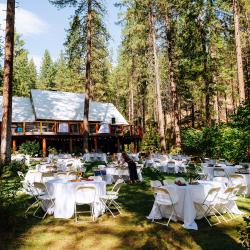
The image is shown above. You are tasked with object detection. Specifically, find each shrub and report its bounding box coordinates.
[0,161,26,208]
[181,128,203,155]
[141,126,160,152]
[18,140,40,157]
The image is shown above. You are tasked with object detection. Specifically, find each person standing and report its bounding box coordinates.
[121,152,139,184]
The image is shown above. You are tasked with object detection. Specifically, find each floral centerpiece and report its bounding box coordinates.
[185,162,201,184]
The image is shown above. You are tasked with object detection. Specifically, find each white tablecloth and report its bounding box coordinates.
[240,174,250,197]
[45,179,106,219]
[105,167,143,184]
[203,166,236,179]
[147,181,242,230]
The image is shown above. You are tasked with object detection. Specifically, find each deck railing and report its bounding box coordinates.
[11,122,142,138]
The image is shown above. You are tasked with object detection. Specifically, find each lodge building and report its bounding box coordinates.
[0,90,142,156]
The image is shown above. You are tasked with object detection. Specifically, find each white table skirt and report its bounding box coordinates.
[105,167,143,184]
[45,179,106,219]
[147,181,242,230]
[240,174,250,197]
[203,166,236,179]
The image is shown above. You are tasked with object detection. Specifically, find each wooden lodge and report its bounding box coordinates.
[0,90,142,156]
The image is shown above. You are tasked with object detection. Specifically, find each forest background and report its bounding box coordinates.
[0,0,249,163]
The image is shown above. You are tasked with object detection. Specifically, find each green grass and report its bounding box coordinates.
[0,173,249,250]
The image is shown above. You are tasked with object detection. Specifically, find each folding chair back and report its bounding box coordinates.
[229,174,244,186]
[150,180,162,188]
[213,168,226,177]
[111,179,124,193]
[75,185,96,204]
[17,171,25,180]
[153,187,178,205]
[203,187,221,203]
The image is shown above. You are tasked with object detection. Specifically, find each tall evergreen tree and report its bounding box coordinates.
[1,0,15,163]
[38,49,55,90]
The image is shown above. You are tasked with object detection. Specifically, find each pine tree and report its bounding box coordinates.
[38,49,56,90]
[1,0,15,162]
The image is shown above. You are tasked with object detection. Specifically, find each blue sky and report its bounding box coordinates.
[0,0,122,68]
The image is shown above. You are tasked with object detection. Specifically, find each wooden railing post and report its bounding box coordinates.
[40,122,43,134]
[42,138,46,157]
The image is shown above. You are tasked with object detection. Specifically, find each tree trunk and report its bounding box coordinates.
[149,9,166,153]
[1,0,15,163]
[165,11,181,149]
[83,0,92,153]
[129,59,135,124]
[191,101,195,128]
[233,0,245,103]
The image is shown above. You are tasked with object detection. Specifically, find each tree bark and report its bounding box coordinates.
[233,0,245,103]
[83,0,92,153]
[149,8,166,153]
[165,10,181,149]
[1,0,15,163]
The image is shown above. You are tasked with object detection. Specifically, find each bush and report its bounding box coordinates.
[182,126,248,163]
[181,128,203,155]
[18,140,40,157]
[141,126,160,152]
[0,161,26,208]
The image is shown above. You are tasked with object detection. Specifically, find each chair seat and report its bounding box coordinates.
[38,194,55,200]
[100,194,118,200]
[155,198,174,206]
[107,191,118,196]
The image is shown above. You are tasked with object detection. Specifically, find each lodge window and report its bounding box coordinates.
[69,123,79,133]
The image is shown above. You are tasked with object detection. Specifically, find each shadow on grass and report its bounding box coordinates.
[0,173,249,250]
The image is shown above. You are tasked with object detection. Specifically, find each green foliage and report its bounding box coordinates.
[141,126,160,152]
[38,49,56,90]
[181,128,203,155]
[238,216,250,249]
[13,33,37,96]
[185,162,201,183]
[18,141,40,157]
[182,102,250,162]
[0,161,26,208]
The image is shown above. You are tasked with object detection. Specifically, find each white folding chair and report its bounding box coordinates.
[151,187,178,226]
[67,171,77,178]
[32,182,55,219]
[216,186,238,222]
[150,180,162,188]
[56,172,67,177]
[167,162,176,174]
[229,174,244,186]
[100,180,125,217]
[194,187,222,227]
[107,178,124,196]
[74,185,97,222]
[162,179,175,186]
[17,171,25,180]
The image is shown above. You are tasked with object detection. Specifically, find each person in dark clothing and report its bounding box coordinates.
[121,152,139,184]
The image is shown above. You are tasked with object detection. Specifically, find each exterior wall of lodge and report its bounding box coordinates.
[5,121,143,155]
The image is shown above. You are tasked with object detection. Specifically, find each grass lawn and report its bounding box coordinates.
[0,172,249,250]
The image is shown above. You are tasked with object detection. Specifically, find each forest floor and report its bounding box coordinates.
[0,173,249,250]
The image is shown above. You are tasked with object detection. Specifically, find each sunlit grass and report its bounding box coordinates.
[0,175,249,250]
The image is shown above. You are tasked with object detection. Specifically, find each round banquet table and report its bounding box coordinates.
[147,180,242,230]
[45,179,106,219]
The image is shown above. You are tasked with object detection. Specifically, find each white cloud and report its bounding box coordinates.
[0,3,48,37]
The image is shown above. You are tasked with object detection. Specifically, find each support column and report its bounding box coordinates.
[117,137,120,153]
[69,138,73,154]
[42,138,46,157]
[134,140,137,153]
[94,136,98,152]
[12,139,16,152]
